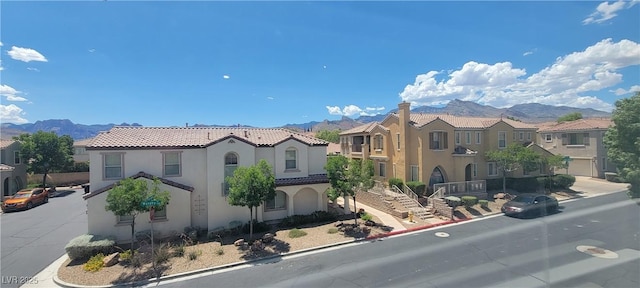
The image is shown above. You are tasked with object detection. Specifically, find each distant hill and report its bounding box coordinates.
[0,100,612,140]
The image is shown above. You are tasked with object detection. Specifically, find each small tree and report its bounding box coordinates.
[486,143,541,193]
[605,92,640,198]
[315,129,341,143]
[105,178,170,253]
[226,159,276,240]
[539,154,568,192]
[14,131,74,189]
[557,112,583,123]
[325,155,374,225]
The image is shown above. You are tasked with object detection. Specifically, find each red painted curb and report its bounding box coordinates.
[365,218,471,240]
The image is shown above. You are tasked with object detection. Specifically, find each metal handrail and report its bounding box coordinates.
[427,187,445,207]
[391,184,425,209]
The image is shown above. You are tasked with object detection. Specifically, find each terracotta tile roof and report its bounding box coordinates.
[388,113,537,129]
[275,174,329,187]
[537,118,613,132]
[0,139,16,149]
[83,171,195,200]
[326,143,341,155]
[340,122,387,135]
[87,127,328,149]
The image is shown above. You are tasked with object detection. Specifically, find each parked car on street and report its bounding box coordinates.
[1,188,49,212]
[501,193,559,218]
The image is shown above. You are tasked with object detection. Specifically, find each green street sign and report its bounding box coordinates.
[141,200,161,207]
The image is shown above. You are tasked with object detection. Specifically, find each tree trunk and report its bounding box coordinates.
[502,170,507,194]
[343,195,350,215]
[131,217,136,255]
[249,207,254,240]
[352,196,358,225]
[42,172,48,189]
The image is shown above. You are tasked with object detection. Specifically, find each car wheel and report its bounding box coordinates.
[26,202,33,209]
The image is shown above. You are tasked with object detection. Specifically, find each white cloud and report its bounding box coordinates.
[0,104,28,124]
[399,38,640,112]
[0,41,3,46]
[326,105,385,117]
[0,84,28,102]
[223,75,230,79]
[523,48,537,56]
[27,67,40,72]
[583,0,635,25]
[612,85,640,95]
[89,49,96,53]
[365,106,385,111]
[7,46,48,62]
[266,96,274,100]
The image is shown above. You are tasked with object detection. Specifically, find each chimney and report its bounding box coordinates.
[186,122,189,127]
[398,101,411,182]
[207,132,210,140]
[244,130,249,138]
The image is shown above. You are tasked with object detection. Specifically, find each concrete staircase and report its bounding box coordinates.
[389,190,434,220]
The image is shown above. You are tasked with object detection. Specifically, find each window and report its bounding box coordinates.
[526,132,531,141]
[373,134,384,150]
[396,133,400,150]
[498,131,507,148]
[602,157,607,170]
[429,131,448,150]
[472,163,477,177]
[118,214,133,224]
[13,151,20,165]
[487,162,498,176]
[455,132,461,145]
[379,162,386,177]
[476,132,482,144]
[410,165,419,181]
[562,133,590,145]
[223,152,238,196]
[103,153,123,179]
[466,132,471,144]
[162,152,181,177]
[545,134,552,142]
[519,132,524,141]
[265,191,287,211]
[152,207,167,220]
[285,148,297,170]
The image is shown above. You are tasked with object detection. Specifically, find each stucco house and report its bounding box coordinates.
[340,102,551,191]
[72,138,93,163]
[1,139,27,199]
[83,126,330,243]
[536,118,615,178]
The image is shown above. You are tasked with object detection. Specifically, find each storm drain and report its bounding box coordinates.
[576,245,619,259]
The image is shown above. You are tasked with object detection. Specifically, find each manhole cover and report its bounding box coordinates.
[435,232,450,238]
[576,245,618,259]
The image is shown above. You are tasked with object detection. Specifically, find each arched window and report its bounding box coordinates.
[429,167,445,188]
[223,152,238,196]
[265,191,287,211]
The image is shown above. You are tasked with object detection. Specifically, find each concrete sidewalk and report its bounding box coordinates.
[334,197,407,233]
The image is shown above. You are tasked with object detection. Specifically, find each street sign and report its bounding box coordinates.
[563,156,572,162]
[141,199,161,208]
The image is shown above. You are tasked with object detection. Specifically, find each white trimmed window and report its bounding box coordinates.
[498,131,507,148]
[13,151,20,165]
[455,132,461,145]
[487,162,499,176]
[545,134,552,142]
[429,131,448,150]
[476,132,482,144]
[162,151,181,177]
[103,153,124,180]
[223,152,238,196]
[152,207,167,221]
[410,165,419,181]
[526,132,532,141]
[373,134,384,150]
[285,148,297,170]
[519,132,524,141]
[265,191,287,211]
[466,132,471,144]
[379,162,386,177]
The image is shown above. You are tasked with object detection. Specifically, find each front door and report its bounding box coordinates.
[465,164,472,181]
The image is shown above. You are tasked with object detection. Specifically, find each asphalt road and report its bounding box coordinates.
[157,191,640,288]
[0,188,87,288]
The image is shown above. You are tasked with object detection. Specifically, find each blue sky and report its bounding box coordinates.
[1,1,639,127]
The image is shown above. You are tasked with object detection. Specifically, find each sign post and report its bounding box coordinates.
[141,199,161,270]
[563,156,572,175]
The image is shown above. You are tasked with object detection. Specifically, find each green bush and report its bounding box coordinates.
[119,249,132,263]
[327,228,339,234]
[173,243,185,257]
[154,243,171,264]
[552,174,576,189]
[388,178,404,189]
[188,250,202,261]
[508,177,540,193]
[360,212,373,222]
[461,196,478,208]
[278,211,338,228]
[83,253,105,272]
[288,228,308,238]
[406,181,426,196]
[65,234,116,261]
[486,178,503,191]
[478,199,489,208]
[242,220,271,234]
[444,196,461,207]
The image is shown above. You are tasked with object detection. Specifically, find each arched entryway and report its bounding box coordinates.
[3,178,9,196]
[293,188,317,215]
[428,166,446,189]
[465,164,472,181]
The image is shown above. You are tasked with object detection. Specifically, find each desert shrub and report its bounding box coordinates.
[478,199,489,208]
[388,178,404,189]
[552,174,576,189]
[327,228,339,234]
[278,211,337,228]
[188,250,202,261]
[242,220,271,234]
[154,243,171,264]
[65,234,116,261]
[406,181,426,196]
[508,177,539,193]
[536,177,550,189]
[214,247,224,256]
[310,210,338,222]
[444,196,461,207]
[83,253,105,272]
[119,249,132,263]
[288,228,308,238]
[130,254,144,268]
[360,212,373,222]
[173,243,185,257]
[461,196,478,208]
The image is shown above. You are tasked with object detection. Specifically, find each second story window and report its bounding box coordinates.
[429,131,448,150]
[396,133,400,150]
[498,131,507,148]
[14,151,20,165]
[162,151,181,177]
[476,132,482,144]
[223,152,238,196]
[455,132,461,145]
[285,148,297,170]
[562,133,590,146]
[373,134,384,150]
[466,132,471,144]
[103,153,124,180]
[545,134,552,142]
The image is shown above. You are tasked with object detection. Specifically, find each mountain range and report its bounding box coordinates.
[1,100,611,140]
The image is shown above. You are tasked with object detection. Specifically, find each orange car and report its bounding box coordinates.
[1,188,49,212]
